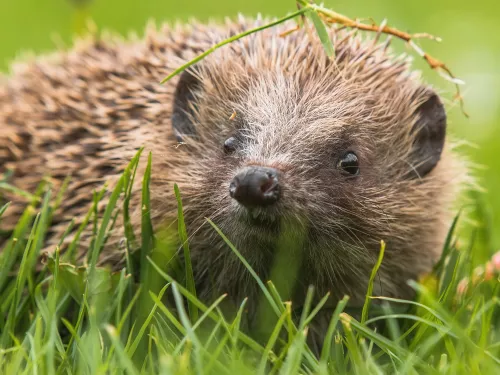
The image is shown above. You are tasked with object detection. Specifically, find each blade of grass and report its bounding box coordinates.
[174,183,198,322]
[361,240,386,324]
[88,178,124,272]
[0,182,39,201]
[149,290,185,335]
[258,303,291,375]
[56,286,88,374]
[171,282,204,375]
[127,284,169,358]
[123,148,144,252]
[266,281,287,314]
[105,325,140,375]
[433,210,461,273]
[279,326,308,375]
[102,286,143,370]
[365,314,455,337]
[319,295,349,364]
[370,296,448,323]
[140,152,154,274]
[0,202,10,217]
[230,297,248,353]
[160,8,309,84]
[173,293,228,355]
[206,218,280,317]
[306,9,335,57]
[25,188,52,288]
[302,291,330,328]
[340,313,409,364]
[64,185,107,263]
[299,286,315,329]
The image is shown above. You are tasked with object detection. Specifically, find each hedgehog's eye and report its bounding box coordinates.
[223,137,238,154]
[338,152,360,176]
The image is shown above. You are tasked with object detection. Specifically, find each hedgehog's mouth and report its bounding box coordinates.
[242,208,280,230]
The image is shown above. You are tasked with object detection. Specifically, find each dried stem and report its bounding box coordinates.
[296,0,467,117]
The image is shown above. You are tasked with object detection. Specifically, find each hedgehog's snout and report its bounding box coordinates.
[229,166,280,208]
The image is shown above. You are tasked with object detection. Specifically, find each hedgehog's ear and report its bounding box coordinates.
[171,68,203,141]
[410,92,447,178]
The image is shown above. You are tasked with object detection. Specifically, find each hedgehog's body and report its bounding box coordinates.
[1,18,464,330]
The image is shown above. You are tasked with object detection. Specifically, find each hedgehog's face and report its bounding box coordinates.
[170,61,447,260]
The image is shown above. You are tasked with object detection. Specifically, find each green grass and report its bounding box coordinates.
[0,148,499,374]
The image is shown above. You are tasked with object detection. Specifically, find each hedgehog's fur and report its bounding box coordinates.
[1,17,465,336]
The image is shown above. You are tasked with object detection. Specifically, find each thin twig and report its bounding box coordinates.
[296,0,467,116]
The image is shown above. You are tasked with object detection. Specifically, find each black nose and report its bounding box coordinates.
[229,166,280,207]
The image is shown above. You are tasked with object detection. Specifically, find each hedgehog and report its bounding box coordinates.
[0,16,465,338]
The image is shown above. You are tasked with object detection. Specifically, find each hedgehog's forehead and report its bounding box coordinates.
[203,26,416,88]
[203,65,378,136]
[202,48,413,115]
[202,74,377,162]
[198,40,424,150]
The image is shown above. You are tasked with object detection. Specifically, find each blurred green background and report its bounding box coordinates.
[1,0,499,253]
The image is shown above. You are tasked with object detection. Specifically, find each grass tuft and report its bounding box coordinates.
[0,150,498,373]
